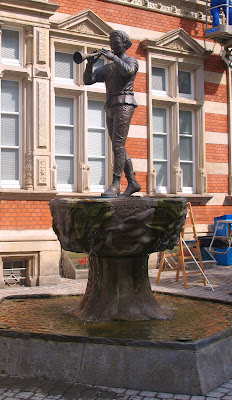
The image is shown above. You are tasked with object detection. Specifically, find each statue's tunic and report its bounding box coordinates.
[84,56,138,108]
[84,55,138,177]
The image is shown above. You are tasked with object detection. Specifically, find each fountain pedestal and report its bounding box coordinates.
[50,197,186,321]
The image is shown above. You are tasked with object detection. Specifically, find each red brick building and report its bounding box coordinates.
[0,0,231,286]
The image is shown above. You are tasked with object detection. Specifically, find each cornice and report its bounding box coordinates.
[0,0,59,20]
[101,0,208,22]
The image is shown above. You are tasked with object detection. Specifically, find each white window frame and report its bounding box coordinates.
[151,66,168,97]
[1,78,22,188]
[54,50,76,85]
[179,109,195,193]
[1,27,22,67]
[178,69,194,100]
[152,105,170,193]
[87,98,108,193]
[55,95,77,192]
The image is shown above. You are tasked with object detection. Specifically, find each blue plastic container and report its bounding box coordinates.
[214,214,232,265]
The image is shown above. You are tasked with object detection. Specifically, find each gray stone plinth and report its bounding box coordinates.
[0,328,231,395]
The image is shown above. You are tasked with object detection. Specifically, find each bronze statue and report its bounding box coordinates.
[80,30,141,197]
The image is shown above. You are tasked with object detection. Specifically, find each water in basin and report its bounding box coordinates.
[0,294,231,342]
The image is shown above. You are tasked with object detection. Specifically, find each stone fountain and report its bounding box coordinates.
[50,196,187,322]
[0,196,231,395]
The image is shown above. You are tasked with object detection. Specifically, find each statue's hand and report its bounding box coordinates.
[100,48,116,61]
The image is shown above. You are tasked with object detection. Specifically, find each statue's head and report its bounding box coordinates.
[109,30,132,51]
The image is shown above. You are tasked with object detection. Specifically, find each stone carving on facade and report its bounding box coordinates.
[38,82,47,148]
[173,166,183,193]
[25,27,33,66]
[38,159,47,185]
[51,164,57,190]
[74,22,100,35]
[167,39,192,52]
[198,168,207,193]
[37,31,47,64]
[24,151,33,189]
[103,0,207,21]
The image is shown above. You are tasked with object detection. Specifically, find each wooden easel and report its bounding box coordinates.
[156,202,208,289]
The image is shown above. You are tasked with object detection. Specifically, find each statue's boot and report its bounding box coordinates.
[121,159,141,196]
[101,174,121,197]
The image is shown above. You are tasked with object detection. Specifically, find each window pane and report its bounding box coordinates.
[1,81,19,112]
[1,115,19,146]
[88,101,105,127]
[1,149,18,180]
[181,162,193,187]
[55,157,74,184]
[152,67,166,91]
[88,129,105,157]
[178,71,191,95]
[55,97,73,125]
[153,135,167,160]
[55,52,73,80]
[55,127,73,155]
[180,137,192,161]
[89,159,105,185]
[153,108,167,133]
[2,29,19,61]
[154,162,167,187]
[179,110,192,135]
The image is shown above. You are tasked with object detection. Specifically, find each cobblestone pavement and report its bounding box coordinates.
[0,266,231,304]
[0,375,232,400]
[0,266,231,399]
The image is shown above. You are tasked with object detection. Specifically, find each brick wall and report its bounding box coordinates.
[0,201,52,230]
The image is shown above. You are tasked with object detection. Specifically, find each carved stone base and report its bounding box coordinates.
[79,254,171,321]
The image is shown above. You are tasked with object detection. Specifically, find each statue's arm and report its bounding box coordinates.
[113,57,138,77]
[83,64,105,85]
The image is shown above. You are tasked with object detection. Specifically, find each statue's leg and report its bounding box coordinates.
[101,107,121,197]
[121,154,141,196]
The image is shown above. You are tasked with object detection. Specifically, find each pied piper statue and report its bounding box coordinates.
[76,30,141,197]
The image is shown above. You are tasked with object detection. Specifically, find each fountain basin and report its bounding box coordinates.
[0,321,231,395]
[50,197,187,321]
[0,294,231,395]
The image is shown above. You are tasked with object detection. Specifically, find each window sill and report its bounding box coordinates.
[0,189,57,201]
[148,193,213,205]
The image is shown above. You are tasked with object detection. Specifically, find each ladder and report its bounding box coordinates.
[156,202,210,289]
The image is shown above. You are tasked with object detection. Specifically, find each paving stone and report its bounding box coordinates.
[221,385,232,390]
[144,397,158,400]
[215,388,232,394]
[207,391,225,398]
[221,397,232,400]
[157,394,174,399]
[126,396,143,400]
[2,397,17,400]
[125,390,140,396]
[191,396,207,400]
[206,397,223,400]
[139,391,158,397]
[113,395,129,400]
[173,395,191,400]
[107,388,126,394]
[96,390,115,399]
[15,393,35,399]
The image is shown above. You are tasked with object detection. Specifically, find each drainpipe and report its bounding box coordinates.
[227,64,232,195]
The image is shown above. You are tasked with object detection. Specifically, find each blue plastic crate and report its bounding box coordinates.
[214,215,232,265]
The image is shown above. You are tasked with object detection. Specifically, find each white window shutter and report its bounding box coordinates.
[55,52,73,80]
[2,29,19,61]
